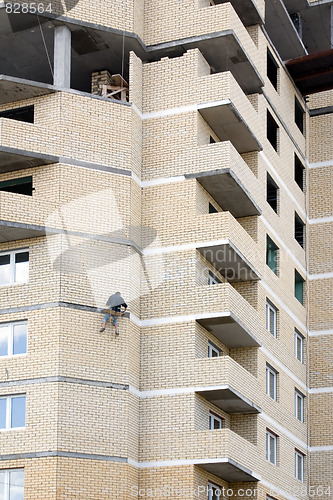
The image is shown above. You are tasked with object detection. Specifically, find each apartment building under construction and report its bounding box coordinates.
[0,0,332,498]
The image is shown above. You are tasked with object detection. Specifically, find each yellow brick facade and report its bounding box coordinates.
[0,1,332,499]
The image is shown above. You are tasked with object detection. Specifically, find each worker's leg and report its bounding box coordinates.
[100,313,110,332]
[112,315,119,335]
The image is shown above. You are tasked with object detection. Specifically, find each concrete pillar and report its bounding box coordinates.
[54,25,71,88]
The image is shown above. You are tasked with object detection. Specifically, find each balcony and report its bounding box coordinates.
[0,220,46,243]
[141,428,260,482]
[213,0,264,26]
[186,168,260,218]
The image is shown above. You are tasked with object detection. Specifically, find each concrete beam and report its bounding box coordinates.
[54,25,71,88]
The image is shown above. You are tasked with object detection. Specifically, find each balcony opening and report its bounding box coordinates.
[91,71,129,102]
[210,136,216,144]
[267,110,279,151]
[295,213,305,248]
[295,270,305,305]
[0,176,33,196]
[294,154,305,191]
[209,202,218,214]
[267,49,278,90]
[266,235,278,275]
[295,98,305,134]
[267,173,278,213]
[0,105,34,124]
[290,13,302,39]
[208,270,222,285]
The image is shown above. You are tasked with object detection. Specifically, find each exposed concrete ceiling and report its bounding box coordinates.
[0,75,56,104]
[0,146,59,173]
[197,242,260,282]
[196,312,261,348]
[198,459,258,482]
[196,386,261,414]
[0,220,46,243]
[185,169,261,217]
[198,102,262,154]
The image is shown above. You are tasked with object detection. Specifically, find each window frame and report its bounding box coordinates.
[208,341,221,358]
[266,300,277,337]
[208,482,221,500]
[295,270,305,305]
[295,389,305,422]
[0,394,26,430]
[208,270,221,285]
[295,329,304,363]
[0,468,24,500]
[266,235,279,275]
[209,412,224,430]
[0,249,29,286]
[0,321,28,358]
[266,429,277,465]
[266,363,277,401]
[295,450,304,481]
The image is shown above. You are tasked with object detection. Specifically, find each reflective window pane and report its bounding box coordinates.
[11,397,25,428]
[0,471,5,500]
[0,326,9,357]
[13,325,27,356]
[14,254,29,283]
[0,399,7,429]
[9,470,24,500]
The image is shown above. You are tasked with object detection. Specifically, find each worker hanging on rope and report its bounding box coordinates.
[100,292,127,335]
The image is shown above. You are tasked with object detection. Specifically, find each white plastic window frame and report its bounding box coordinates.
[0,321,27,358]
[0,468,24,500]
[209,412,223,430]
[266,300,277,337]
[294,330,304,363]
[266,364,277,401]
[208,341,221,358]
[208,482,221,500]
[266,430,277,465]
[0,249,29,286]
[0,394,26,430]
[295,450,304,481]
[295,390,304,422]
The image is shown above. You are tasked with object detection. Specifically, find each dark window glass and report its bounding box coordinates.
[294,155,305,191]
[266,235,278,274]
[15,252,29,264]
[295,270,305,305]
[0,176,33,196]
[267,174,278,213]
[295,213,305,248]
[209,202,218,214]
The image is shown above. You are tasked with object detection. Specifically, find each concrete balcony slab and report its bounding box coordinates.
[198,458,258,482]
[0,220,46,243]
[198,101,261,154]
[0,75,56,105]
[196,312,260,348]
[197,240,260,282]
[196,385,261,414]
[0,146,58,173]
[186,168,261,218]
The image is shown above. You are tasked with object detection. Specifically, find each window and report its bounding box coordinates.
[266,300,277,337]
[0,469,24,500]
[294,154,305,191]
[290,13,302,37]
[0,105,34,123]
[267,110,279,151]
[208,270,221,285]
[208,341,221,358]
[295,98,305,134]
[0,395,26,429]
[295,213,305,248]
[267,174,278,213]
[295,270,305,305]
[0,176,33,196]
[0,321,27,357]
[210,135,216,144]
[295,450,304,481]
[0,250,29,285]
[266,235,278,275]
[209,203,218,214]
[267,49,278,90]
[266,430,277,464]
[295,390,305,422]
[266,364,277,400]
[295,329,304,363]
[208,482,221,500]
[209,412,223,430]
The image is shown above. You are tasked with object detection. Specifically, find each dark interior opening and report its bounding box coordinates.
[209,202,218,213]
[295,98,305,134]
[267,173,278,213]
[0,105,34,124]
[294,154,305,191]
[0,176,33,196]
[295,213,305,248]
[267,110,278,151]
[267,49,278,90]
